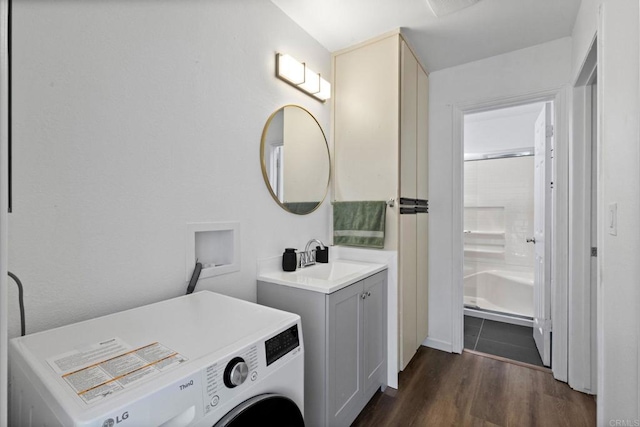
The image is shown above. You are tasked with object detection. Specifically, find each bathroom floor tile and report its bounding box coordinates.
[463,316,482,350]
[464,315,545,367]
[464,334,479,350]
[475,338,544,367]
[464,315,483,328]
[464,322,481,337]
[480,319,538,349]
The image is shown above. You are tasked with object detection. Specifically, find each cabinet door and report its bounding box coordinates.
[333,35,401,251]
[326,282,363,425]
[333,36,399,203]
[400,40,420,370]
[363,272,387,395]
[416,68,429,345]
[417,213,429,345]
[400,213,418,370]
[417,68,429,201]
[400,40,418,199]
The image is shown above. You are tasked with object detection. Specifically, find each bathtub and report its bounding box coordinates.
[463,269,533,319]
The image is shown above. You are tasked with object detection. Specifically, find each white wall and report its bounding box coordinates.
[427,37,571,351]
[7,0,332,337]
[571,0,599,83]
[571,0,640,422]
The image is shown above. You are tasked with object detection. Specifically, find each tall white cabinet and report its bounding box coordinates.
[333,31,429,371]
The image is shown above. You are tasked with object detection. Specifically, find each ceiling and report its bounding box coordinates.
[270,0,581,72]
[465,102,545,124]
[464,102,545,155]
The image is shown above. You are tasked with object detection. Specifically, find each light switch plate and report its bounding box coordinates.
[608,203,617,236]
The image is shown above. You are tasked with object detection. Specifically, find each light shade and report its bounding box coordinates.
[316,77,331,101]
[299,66,321,94]
[277,53,305,85]
[276,52,331,102]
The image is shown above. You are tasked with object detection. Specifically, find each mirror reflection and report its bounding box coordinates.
[261,105,330,215]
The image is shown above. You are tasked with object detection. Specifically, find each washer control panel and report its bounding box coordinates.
[202,345,258,415]
[265,325,299,366]
[223,357,249,388]
[200,324,301,416]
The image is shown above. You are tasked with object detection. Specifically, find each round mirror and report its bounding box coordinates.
[260,105,330,215]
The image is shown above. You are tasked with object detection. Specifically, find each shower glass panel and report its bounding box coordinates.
[463,155,535,318]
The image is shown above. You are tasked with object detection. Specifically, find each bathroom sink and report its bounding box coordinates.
[257,259,387,294]
[292,261,368,281]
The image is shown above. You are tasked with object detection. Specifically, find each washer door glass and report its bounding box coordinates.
[213,393,304,427]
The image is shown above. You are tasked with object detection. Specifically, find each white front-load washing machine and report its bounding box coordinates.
[9,291,304,426]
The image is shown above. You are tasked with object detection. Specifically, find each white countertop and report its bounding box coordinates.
[257,259,387,294]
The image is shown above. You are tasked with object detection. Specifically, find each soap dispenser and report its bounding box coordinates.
[315,246,329,263]
[282,248,297,272]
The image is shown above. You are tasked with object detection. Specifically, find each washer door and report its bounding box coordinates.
[213,393,304,427]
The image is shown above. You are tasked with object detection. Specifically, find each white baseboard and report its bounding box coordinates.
[423,337,453,353]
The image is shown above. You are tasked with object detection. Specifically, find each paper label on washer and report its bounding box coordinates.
[47,338,130,375]
[48,338,188,404]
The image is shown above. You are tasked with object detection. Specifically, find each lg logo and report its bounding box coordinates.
[179,379,194,391]
[102,411,129,427]
[116,412,129,424]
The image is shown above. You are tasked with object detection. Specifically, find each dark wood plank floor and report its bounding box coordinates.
[352,347,596,427]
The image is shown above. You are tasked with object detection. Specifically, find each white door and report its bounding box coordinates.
[533,102,553,367]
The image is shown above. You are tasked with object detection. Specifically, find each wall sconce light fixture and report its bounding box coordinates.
[276,53,330,102]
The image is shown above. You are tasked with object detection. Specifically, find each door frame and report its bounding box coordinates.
[451,86,570,382]
[569,35,598,394]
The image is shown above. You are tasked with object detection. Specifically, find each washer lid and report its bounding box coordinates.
[12,291,300,366]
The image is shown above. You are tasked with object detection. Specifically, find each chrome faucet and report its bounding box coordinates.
[300,239,325,268]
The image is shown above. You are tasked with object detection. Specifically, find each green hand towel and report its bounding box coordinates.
[333,201,387,249]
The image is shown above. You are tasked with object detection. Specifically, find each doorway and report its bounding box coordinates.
[462,101,554,368]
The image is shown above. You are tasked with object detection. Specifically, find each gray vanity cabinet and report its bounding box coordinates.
[257,270,387,427]
[362,273,386,395]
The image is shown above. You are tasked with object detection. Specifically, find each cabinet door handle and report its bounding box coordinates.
[361,293,367,300]
[366,291,371,297]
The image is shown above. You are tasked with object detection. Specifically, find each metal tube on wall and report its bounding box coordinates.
[464,149,534,162]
